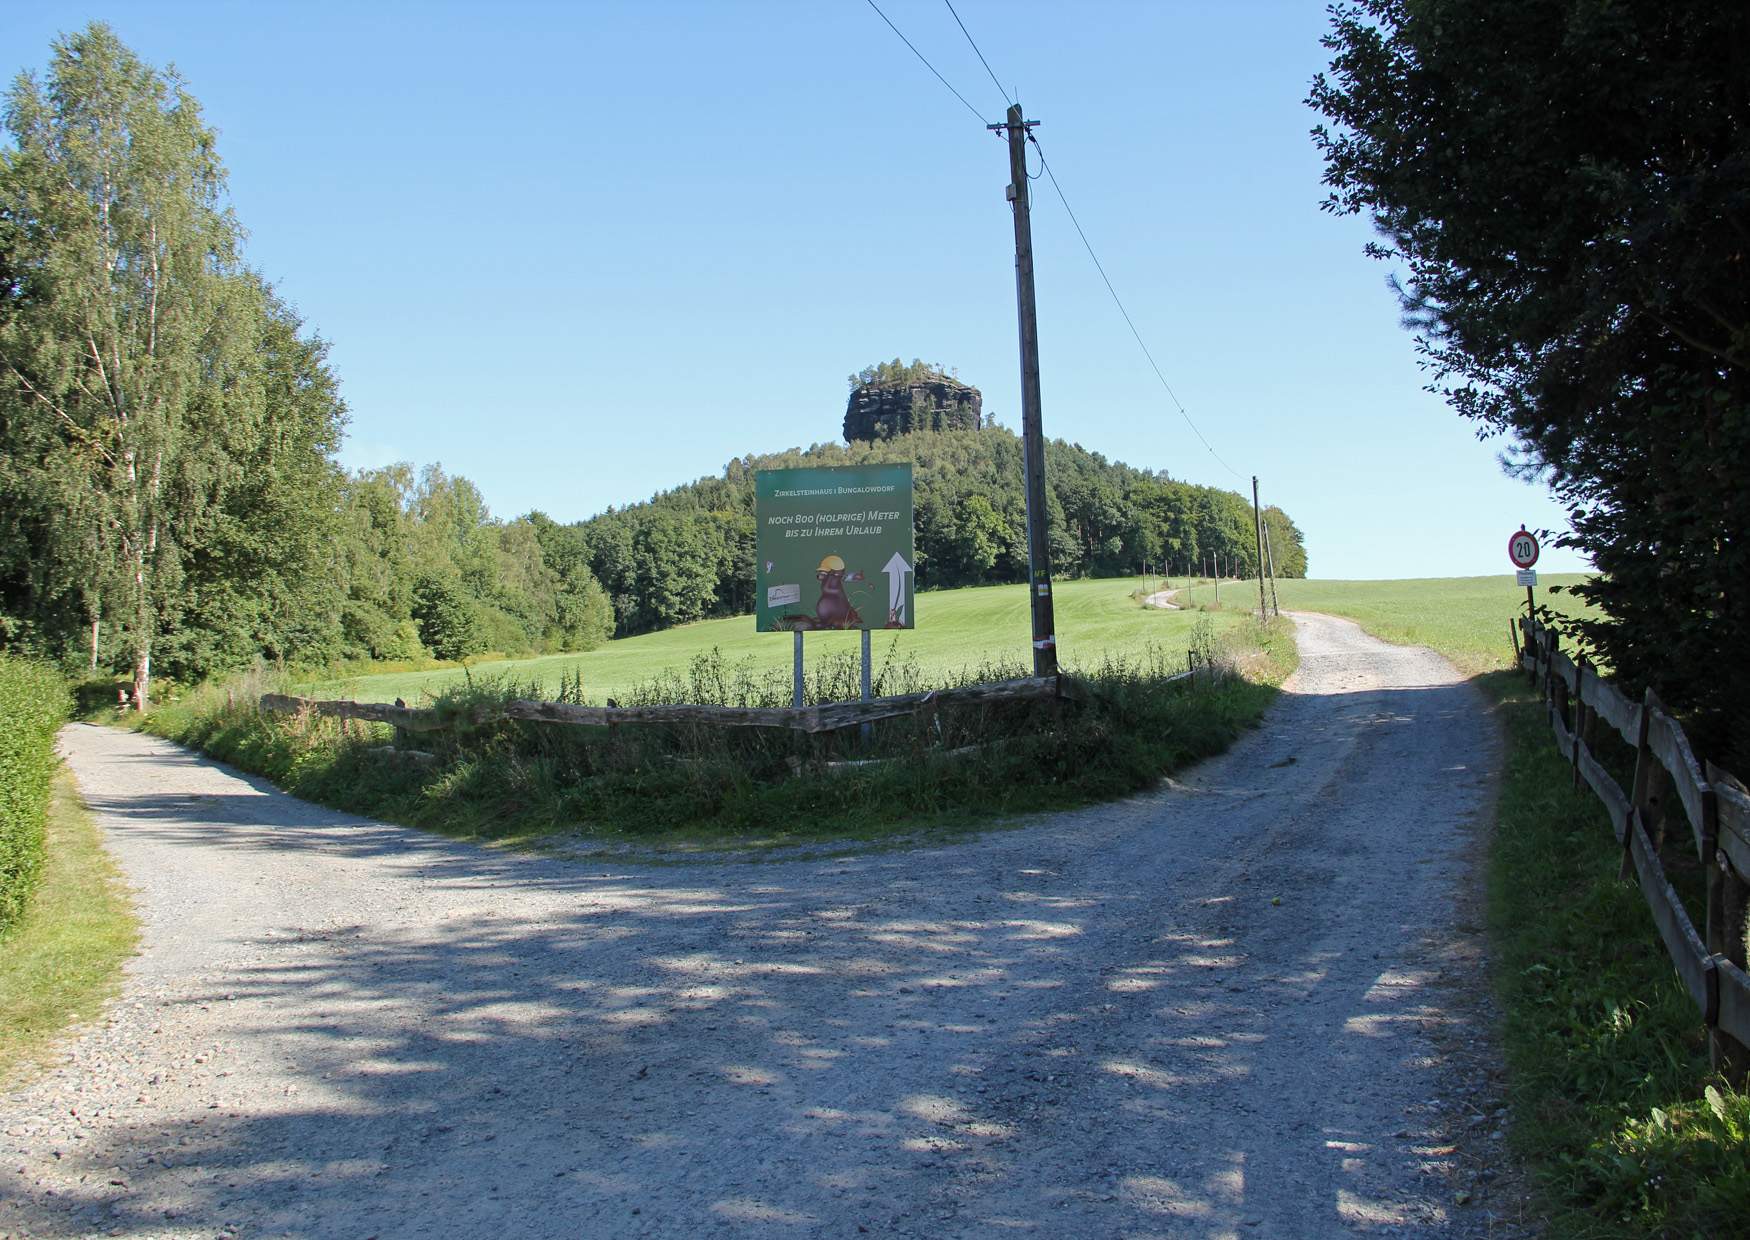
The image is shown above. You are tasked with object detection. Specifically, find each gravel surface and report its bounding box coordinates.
[2,612,1521,1239]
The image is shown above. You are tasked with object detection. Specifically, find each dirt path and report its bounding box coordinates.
[2,613,1514,1239]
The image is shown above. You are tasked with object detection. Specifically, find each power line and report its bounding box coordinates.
[862,0,991,127]
[942,0,1011,107]
[1028,133,1244,481]
[861,0,1240,481]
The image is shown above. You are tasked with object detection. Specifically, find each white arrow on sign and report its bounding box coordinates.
[883,551,913,624]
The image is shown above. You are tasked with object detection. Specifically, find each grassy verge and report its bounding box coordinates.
[1228,576,1744,1237]
[1484,667,1750,1238]
[0,769,138,1084]
[298,577,1269,706]
[146,617,1297,851]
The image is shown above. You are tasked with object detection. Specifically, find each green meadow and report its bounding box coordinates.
[303,572,1597,707]
[299,577,1256,705]
[1175,573,1596,676]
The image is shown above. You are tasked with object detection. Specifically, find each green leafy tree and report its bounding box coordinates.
[334,465,417,660]
[945,493,1011,583]
[411,575,479,661]
[0,24,344,704]
[1312,0,1749,758]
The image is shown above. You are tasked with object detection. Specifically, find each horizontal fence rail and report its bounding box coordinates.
[259,672,1113,739]
[1518,616,1750,1078]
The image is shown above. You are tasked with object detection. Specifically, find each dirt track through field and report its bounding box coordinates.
[2,613,1515,1239]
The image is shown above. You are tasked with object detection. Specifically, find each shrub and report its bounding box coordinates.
[0,658,71,933]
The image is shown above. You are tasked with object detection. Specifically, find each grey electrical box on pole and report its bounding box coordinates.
[992,103,1058,677]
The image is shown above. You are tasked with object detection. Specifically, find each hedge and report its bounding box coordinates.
[0,658,70,934]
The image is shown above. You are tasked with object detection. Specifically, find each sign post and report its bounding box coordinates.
[1509,526,1540,617]
[756,464,917,709]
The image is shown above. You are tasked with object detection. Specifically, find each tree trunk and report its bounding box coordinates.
[132,536,151,712]
[88,615,100,673]
[132,646,150,713]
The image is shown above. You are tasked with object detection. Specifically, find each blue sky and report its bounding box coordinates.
[1,0,1587,578]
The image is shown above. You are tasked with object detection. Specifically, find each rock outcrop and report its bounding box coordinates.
[843,377,983,443]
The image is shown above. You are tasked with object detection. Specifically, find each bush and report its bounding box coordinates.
[0,658,71,934]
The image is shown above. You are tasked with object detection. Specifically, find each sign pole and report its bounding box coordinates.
[860,628,872,746]
[793,630,804,709]
[994,104,1058,677]
[1508,525,1541,618]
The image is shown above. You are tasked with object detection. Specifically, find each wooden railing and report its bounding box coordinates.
[1515,616,1750,1078]
[260,673,1094,738]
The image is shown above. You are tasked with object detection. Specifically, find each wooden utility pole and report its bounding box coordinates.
[1252,476,1268,618]
[992,104,1058,677]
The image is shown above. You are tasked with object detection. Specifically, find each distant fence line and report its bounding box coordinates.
[257,672,1123,740]
[1514,616,1750,1079]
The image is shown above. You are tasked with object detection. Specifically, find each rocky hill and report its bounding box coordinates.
[843,375,983,442]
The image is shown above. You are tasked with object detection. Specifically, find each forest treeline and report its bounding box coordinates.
[576,429,1306,638]
[0,25,1306,697]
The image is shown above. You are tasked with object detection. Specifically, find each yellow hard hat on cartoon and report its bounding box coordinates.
[817,554,846,574]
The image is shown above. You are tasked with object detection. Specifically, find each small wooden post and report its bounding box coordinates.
[1508,619,1521,668]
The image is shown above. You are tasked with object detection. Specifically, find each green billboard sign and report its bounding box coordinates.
[755,464,915,632]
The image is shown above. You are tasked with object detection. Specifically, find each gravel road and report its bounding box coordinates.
[2,612,1517,1239]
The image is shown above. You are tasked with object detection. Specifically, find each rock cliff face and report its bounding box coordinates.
[843,377,983,443]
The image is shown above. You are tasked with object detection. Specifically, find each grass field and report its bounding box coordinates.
[300,577,1257,705]
[1175,573,1596,676]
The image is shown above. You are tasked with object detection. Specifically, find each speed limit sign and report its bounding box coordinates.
[1508,528,1540,569]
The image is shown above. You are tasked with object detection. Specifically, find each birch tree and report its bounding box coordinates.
[0,24,249,707]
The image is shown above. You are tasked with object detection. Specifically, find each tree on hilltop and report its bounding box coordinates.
[847,358,958,390]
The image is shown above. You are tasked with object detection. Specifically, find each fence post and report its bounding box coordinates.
[1622,688,1659,881]
[1704,763,1750,1082]
[1570,655,1587,789]
[1554,629,1568,724]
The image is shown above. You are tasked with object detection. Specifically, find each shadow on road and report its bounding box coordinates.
[7,672,1498,1237]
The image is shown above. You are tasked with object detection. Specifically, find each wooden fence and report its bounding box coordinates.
[260,673,1091,739]
[1515,615,1750,1078]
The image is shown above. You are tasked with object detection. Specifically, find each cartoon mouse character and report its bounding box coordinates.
[813,554,863,629]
